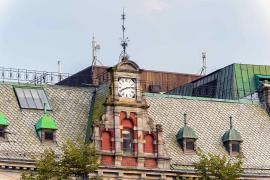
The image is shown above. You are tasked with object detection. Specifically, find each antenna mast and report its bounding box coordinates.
[200,52,207,75]
[57,60,62,82]
[120,9,129,61]
[91,36,101,67]
[91,36,102,85]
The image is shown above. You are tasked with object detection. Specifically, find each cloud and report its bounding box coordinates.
[142,0,169,13]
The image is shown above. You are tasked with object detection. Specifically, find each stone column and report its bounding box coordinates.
[156,124,166,169]
[114,112,122,166]
[93,125,100,151]
[137,113,145,168]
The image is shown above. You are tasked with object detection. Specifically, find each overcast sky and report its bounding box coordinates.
[1,0,270,75]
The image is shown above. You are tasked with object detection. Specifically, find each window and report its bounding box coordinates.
[232,143,240,153]
[123,129,133,154]
[14,87,51,109]
[186,139,195,150]
[0,126,5,138]
[44,131,54,140]
[223,141,241,156]
[177,139,196,153]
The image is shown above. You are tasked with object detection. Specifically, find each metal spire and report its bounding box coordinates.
[184,113,187,126]
[200,52,207,75]
[120,9,129,61]
[229,116,233,129]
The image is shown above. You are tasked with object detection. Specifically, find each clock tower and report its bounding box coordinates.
[109,57,143,105]
[90,11,170,177]
[92,57,169,170]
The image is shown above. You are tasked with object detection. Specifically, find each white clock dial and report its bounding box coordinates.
[118,78,136,98]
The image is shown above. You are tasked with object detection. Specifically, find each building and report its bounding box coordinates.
[168,63,270,100]
[0,58,270,179]
[57,65,201,93]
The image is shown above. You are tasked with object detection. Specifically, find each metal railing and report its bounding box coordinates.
[0,67,71,85]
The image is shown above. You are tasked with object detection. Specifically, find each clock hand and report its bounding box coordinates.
[119,87,135,92]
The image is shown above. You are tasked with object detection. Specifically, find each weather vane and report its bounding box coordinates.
[120,9,129,61]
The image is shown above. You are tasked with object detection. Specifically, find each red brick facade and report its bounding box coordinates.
[121,157,137,167]
[101,156,114,166]
[144,134,155,153]
[144,159,157,168]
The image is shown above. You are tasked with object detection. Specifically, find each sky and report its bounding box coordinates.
[0,0,270,75]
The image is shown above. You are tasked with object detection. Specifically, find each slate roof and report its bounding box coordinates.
[144,93,270,176]
[0,83,94,162]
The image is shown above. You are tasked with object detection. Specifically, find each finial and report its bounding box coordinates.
[184,113,187,126]
[200,51,207,75]
[229,116,233,129]
[120,8,129,61]
[44,103,48,115]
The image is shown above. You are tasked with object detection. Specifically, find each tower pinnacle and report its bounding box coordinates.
[120,9,129,61]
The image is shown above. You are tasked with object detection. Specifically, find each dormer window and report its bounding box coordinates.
[222,117,242,156]
[0,126,5,138]
[186,139,195,151]
[232,142,240,153]
[35,104,57,143]
[176,114,198,154]
[0,113,8,141]
[44,130,54,141]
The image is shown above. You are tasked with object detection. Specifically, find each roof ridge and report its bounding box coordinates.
[143,93,260,105]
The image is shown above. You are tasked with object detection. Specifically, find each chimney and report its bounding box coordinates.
[258,80,270,114]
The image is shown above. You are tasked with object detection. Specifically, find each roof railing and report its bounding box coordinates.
[0,67,71,85]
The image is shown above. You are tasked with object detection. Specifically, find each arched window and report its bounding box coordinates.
[101,131,112,151]
[144,134,155,153]
[122,129,133,154]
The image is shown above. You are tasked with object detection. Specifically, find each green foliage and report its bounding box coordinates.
[21,171,35,180]
[21,139,99,180]
[193,149,243,180]
[36,149,60,179]
[61,139,99,179]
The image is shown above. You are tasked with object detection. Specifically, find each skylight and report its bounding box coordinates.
[14,87,51,110]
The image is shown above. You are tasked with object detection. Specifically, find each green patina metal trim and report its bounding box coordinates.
[35,103,57,130]
[168,63,270,100]
[222,128,242,142]
[176,126,198,140]
[35,114,57,130]
[0,113,8,126]
[255,75,270,88]
[143,93,260,105]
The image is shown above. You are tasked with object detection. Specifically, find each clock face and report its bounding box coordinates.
[118,78,136,98]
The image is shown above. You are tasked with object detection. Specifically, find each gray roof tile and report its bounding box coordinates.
[0,84,94,161]
[145,94,270,174]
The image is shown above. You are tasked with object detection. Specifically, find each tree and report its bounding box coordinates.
[21,139,99,180]
[193,149,243,180]
[60,139,99,179]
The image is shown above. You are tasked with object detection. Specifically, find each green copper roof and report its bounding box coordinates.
[0,113,8,126]
[169,63,270,100]
[35,114,57,130]
[176,126,198,140]
[222,128,242,142]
